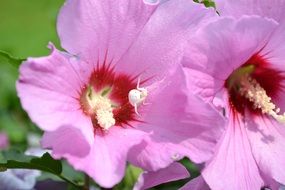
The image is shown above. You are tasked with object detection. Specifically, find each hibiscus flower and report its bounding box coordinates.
[17,0,222,187]
[184,14,285,190]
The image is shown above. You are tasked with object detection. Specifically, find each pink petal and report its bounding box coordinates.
[16,45,94,144]
[183,16,278,102]
[262,22,285,68]
[0,132,9,150]
[259,22,285,112]
[128,67,225,171]
[41,125,90,158]
[215,0,285,22]
[115,0,217,84]
[260,171,281,190]
[202,114,264,190]
[134,162,190,190]
[63,127,146,188]
[206,3,285,113]
[183,68,217,103]
[245,115,285,185]
[57,0,157,64]
[58,0,217,84]
[180,176,210,190]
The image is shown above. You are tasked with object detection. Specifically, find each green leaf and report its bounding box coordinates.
[114,164,142,190]
[181,158,200,178]
[193,0,216,8]
[0,50,24,67]
[0,150,81,189]
[203,0,216,8]
[1,150,62,174]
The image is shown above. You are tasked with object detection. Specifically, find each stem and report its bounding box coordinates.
[58,174,82,189]
[83,174,90,190]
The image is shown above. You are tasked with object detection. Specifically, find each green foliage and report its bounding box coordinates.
[0,0,64,57]
[0,51,24,67]
[0,0,64,160]
[0,150,61,173]
[62,161,85,184]
[193,0,216,8]
[0,150,82,189]
[202,0,216,8]
[181,158,200,178]
[115,164,143,190]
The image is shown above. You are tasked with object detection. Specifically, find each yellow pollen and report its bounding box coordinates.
[239,75,285,123]
[86,87,115,130]
[96,108,115,130]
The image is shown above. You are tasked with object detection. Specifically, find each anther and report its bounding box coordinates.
[239,75,285,123]
[86,86,115,130]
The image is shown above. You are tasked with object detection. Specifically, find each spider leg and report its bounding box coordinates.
[137,76,141,88]
[143,101,151,106]
[137,76,145,91]
[134,103,140,116]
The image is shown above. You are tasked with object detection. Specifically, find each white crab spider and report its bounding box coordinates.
[128,77,148,115]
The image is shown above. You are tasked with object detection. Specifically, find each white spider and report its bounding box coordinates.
[128,77,148,115]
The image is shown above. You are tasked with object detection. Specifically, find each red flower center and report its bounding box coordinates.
[79,62,142,134]
[225,53,285,117]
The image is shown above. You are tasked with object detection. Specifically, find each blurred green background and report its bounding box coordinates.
[0,0,201,189]
[0,0,64,146]
[0,0,63,57]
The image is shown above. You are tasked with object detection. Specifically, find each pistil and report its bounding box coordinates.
[85,86,115,130]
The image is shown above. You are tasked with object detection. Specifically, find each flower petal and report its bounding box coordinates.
[260,171,281,190]
[215,0,285,22]
[134,162,190,190]
[183,16,278,101]
[180,176,210,190]
[245,115,285,185]
[128,67,225,171]
[202,114,264,190]
[58,0,217,83]
[16,45,94,144]
[115,0,217,83]
[202,4,285,113]
[63,127,146,188]
[41,125,90,158]
[263,22,285,66]
[259,22,285,112]
[57,0,157,64]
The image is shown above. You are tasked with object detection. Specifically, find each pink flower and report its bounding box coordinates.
[0,132,9,150]
[183,13,285,190]
[180,176,210,190]
[133,162,190,190]
[17,0,223,187]
[215,0,285,23]
[132,163,210,190]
